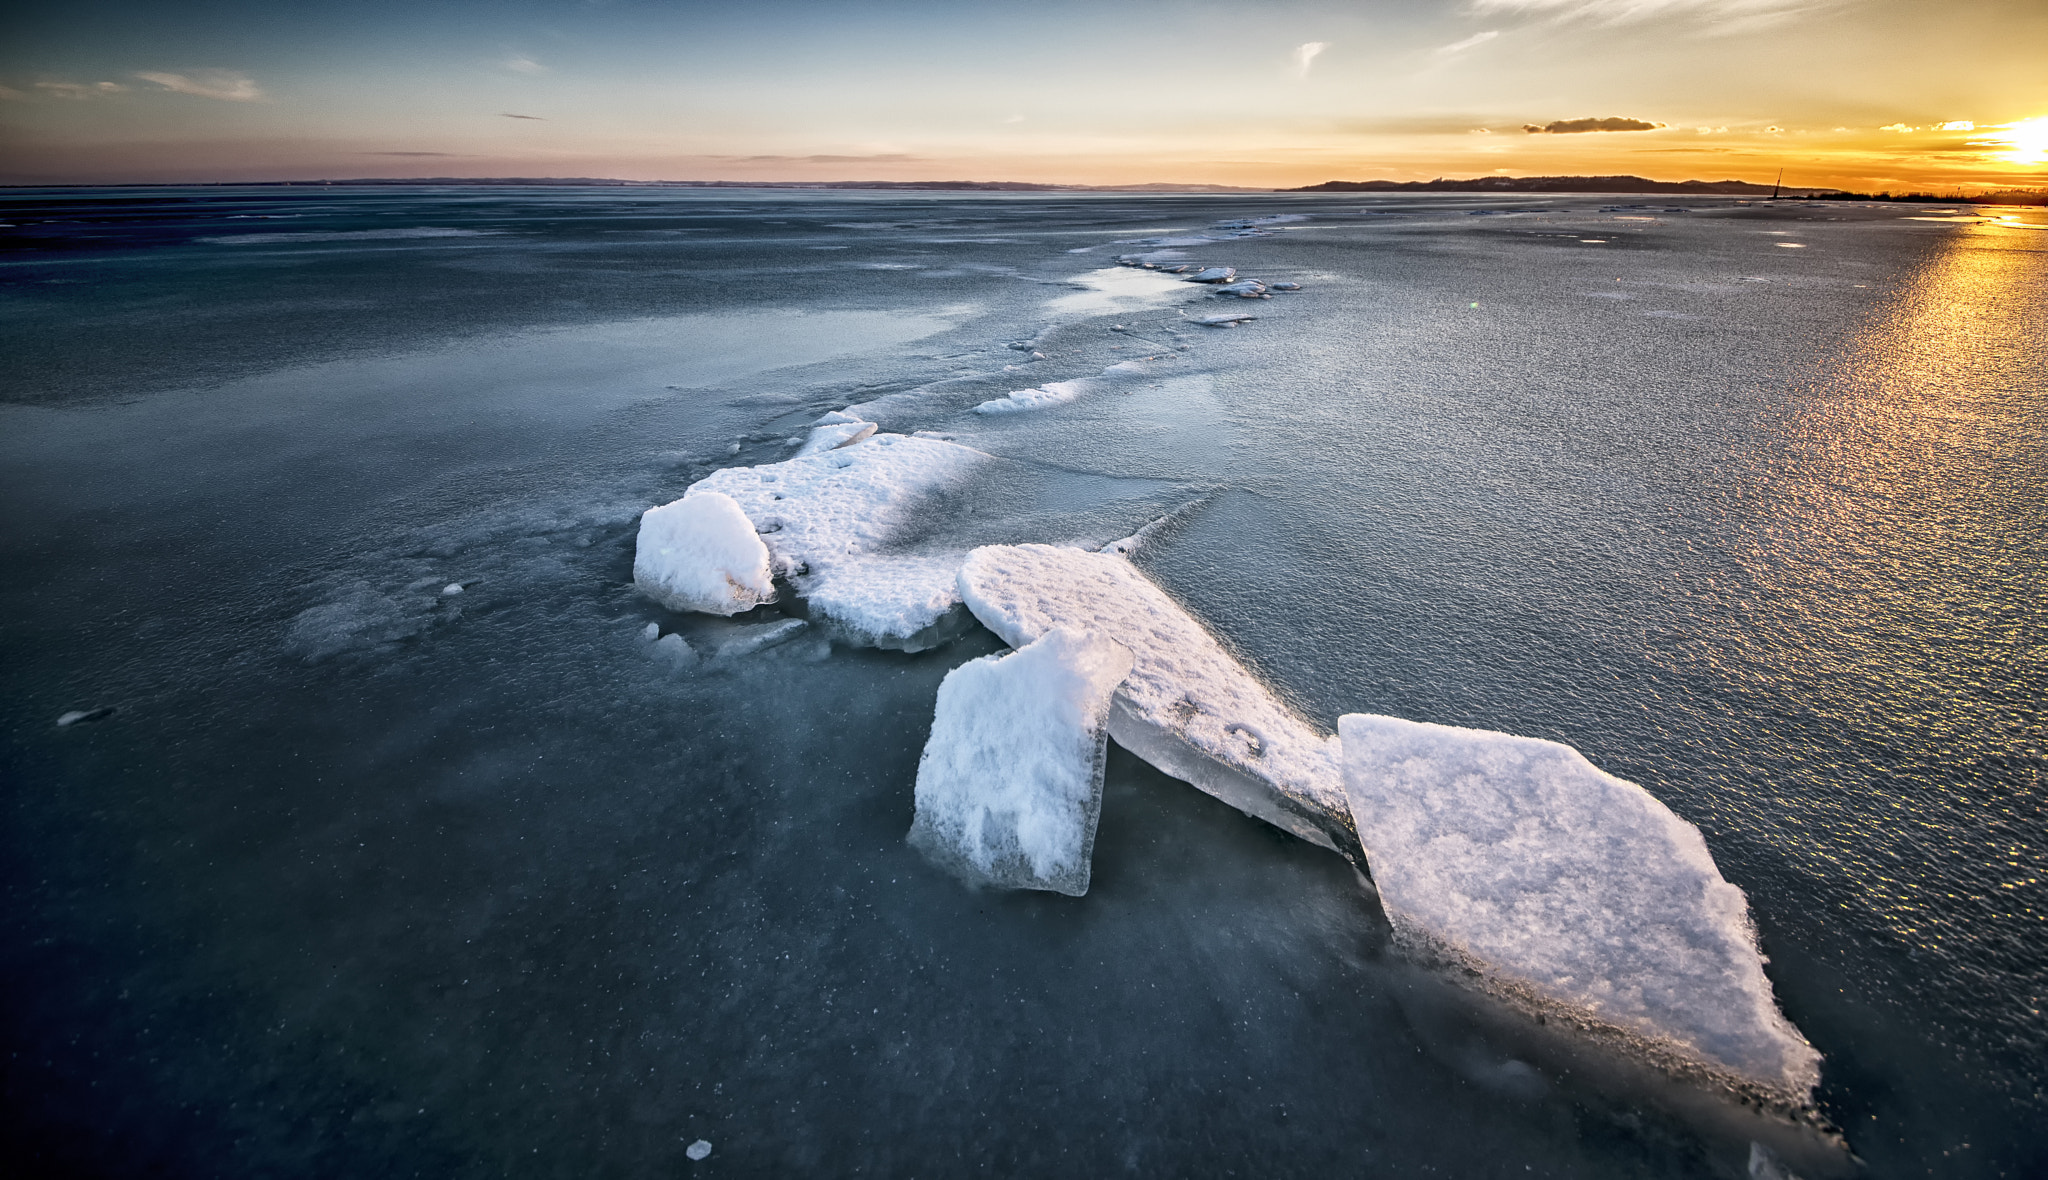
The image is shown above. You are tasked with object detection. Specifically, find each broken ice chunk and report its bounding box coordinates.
[685,1140,712,1161]
[653,632,699,664]
[958,545,1352,852]
[794,418,878,456]
[1186,266,1237,283]
[1191,313,1256,327]
[1213,280,1268,298]
[632,490,778,616]
[909,628,1134,896]
[1337,712,1820,1104]
[56,707,115,727]
[686,435,990,644]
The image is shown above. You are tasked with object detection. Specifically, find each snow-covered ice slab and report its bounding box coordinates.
[959,544,1354,852]
[908,628,1134,895]
[794,411,878,456]
[633,490,777,616]
[642,434,990,645]
[1337,713,1820,1104]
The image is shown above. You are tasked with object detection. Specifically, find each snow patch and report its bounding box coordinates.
[633,490,777,616]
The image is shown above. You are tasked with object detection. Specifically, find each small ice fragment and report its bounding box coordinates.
[1269,282,1302,291]
[633,490,777,616]
[1213,280,1266,297]
[795,419,877,457]
[56,707,115,727]
[727,442,743,455]
[441,583,464,596]
[641,622,660,640]
[959,545,1350,851]
[1187,266,1237,283]
[653,633,698,664]
[716,618,806,658]
[1191,313,1255,327]
[686,1139,713,1161]
[909,628,1133,896]
[1337,713,1820,1102]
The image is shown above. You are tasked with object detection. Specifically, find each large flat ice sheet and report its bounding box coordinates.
[1338,713,1820,1101]
[958,544,1353,852]
[908,628,1133,896]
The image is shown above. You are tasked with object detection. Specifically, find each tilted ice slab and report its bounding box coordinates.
[633,490,777,616]
[909,628,1134,896]
[1337,713,1820,1103]
[958,544,1354,852]
[644,433,990,644]
[794,410,878,456]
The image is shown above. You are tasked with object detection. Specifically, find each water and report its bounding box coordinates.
[2,187,2042,1177]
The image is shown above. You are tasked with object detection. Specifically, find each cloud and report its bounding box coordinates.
[1935,120,1974,132]
[1523,116,1666,133]
[34,81,127,98]
[1469,0,1835,31]
[1292,42,1328,76]
[719,154,922,164]
[1438,30,1501,53]
[1879,123,1915,132]
[502,56,547,75]
[501,113,547,120]
[135,70,262,101]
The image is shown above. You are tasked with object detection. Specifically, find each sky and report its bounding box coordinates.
[2,0,2044,191]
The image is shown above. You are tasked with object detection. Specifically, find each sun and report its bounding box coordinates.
[1977,116,2048,167]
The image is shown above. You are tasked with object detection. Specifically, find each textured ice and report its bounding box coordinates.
[908,628,1134,896]
[633,490,777,616]
[794,412,878,456]
[958,544,1352,851]
[1337,713,1820,1101]
[685,434,990,643]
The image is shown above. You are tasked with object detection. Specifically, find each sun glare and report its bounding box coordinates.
[1977,116,2048,167]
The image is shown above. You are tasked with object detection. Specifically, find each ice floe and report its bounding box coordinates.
[633,490,778,616]
[1337,712,1820,1102]
[909,628,1133,895]
[657,433,991,645]
[958,544,1353,852]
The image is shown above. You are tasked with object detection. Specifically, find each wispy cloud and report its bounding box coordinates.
[1469,0,1837,31]
[1524,116,1666,132]
[1291,42,1328,77]
[135,70,262,101]
[1437,30,1501,53]
[501,113,547,120]
[502,55,547,75]
[34,80,127,99]
[362,151,461,157]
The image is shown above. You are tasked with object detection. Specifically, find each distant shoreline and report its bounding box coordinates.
[3,175,2040,203]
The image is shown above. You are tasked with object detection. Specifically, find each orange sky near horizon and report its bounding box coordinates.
[2,0,2043,193]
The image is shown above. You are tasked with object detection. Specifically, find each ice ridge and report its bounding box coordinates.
[1338,713,1821,1103]
[958,544,1354,853]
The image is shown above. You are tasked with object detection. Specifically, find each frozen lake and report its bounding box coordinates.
[2,186,2043,1177]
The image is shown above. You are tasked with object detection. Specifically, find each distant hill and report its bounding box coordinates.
[1290,175,1784,195]
[193,177,1272,193]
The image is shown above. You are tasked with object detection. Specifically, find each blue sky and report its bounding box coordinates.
[3,0,2044,189]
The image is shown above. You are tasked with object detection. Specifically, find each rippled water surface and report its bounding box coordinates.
[3,187,2042,1177]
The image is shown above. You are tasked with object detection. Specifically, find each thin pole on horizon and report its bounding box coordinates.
[1770,168,1784,200]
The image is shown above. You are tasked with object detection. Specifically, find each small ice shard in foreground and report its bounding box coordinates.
[56,707,115,727]
[653,632,699,664]
[714,618,805,658]
[633,490,777,616]
[975,379,1090,415]
[959,544,1352,852]
[685,1139,712,1161]
[1191,313,1256,327]
[683,434,991,645]
[909,628,1134,896]
[1213,280,1269,298]
[1269,282,1302,291]
[1187,266,1237,283]
[441,582,464,596]
[1337,713,1820,1103]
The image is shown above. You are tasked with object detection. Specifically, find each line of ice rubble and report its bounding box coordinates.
[957,544,1355,853]
[1338,714,1822,1105]
[633,420,990,646]
[973,360,1167,416]
[908,628,1133,896]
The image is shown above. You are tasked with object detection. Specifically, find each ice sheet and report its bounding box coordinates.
[684,434,991,644]
[632,490,777,616]
[1337,713,1820,1101]
[958,544,1353,852]
[908,628,1134,895]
